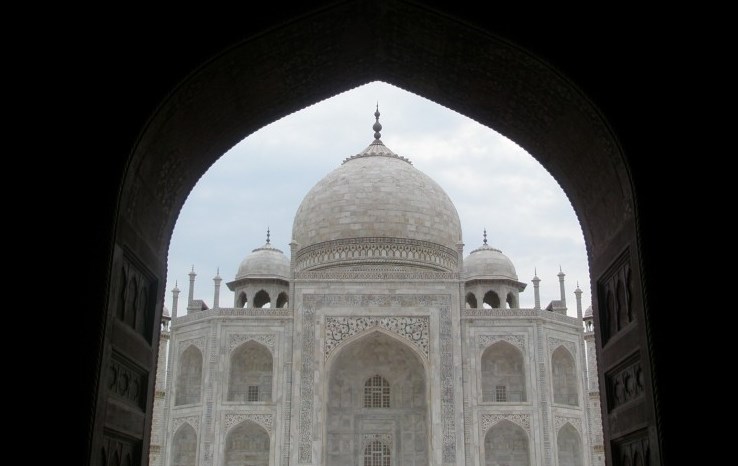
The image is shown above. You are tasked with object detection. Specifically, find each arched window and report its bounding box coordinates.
[364,440,391,466]
[237,291,247,308]
[171,423,197,466]
[253,289,270,308]
[364,375,390,408]
[481,341,526,402]
[506,292,516,308]
[552,346,578,406]
[466,292,478,308]
[276,291,288,308]
[557,423,583,466]
[224,421,269,466]
[483,290,500,308]
[484,419,530,466]
[175,345,202,406]
[228,341,273,402]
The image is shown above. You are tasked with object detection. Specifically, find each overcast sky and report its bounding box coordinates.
[166,81,590,317]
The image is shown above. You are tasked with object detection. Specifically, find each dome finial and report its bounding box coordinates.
[266,227,270,244]
[373,103,382,140]
[483,228,488,245]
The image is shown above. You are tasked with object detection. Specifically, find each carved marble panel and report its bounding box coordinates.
[548,337,577,358]
[477,334,526,353]
[178,337,206,355]
[361,433,393,448]
[554,416,582,435]
[480,413,531,434]
[325,316,429,360]
[229,334,276,352]
[172,415,200,433]
[224,413,273,434]
[298,305,315,463]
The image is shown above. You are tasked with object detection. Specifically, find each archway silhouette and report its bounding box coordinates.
[80,3,670,465]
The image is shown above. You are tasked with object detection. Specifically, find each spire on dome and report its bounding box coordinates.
[483,228,488,245]
[373,103,382,140]
[266,227,271,244]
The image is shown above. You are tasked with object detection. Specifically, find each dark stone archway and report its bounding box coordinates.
[74,2,681,465]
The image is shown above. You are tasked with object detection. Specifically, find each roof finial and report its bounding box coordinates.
[483,228,488,245]
[266,227,270,244]
[373,103,382,140]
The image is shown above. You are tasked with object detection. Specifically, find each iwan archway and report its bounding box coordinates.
[86,2,663,466]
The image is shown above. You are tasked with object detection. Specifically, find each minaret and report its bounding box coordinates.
[213,268,222,309]
[532,268,541,310]
[149,305,171,466]
[574,281,583,320]
[171,282,180,319]
[558,266,567,310]
[187,265,196,307]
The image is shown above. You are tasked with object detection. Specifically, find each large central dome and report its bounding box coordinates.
[291,109,462,272]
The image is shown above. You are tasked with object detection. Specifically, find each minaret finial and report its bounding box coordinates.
[483,228,488,245]
[373,104,382,140]
[266,227,270,244]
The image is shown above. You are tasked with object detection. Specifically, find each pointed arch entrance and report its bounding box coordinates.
[84,4,666,466]
[325,330,428,466]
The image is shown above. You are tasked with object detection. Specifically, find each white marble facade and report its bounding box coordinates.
[150,114,605,466]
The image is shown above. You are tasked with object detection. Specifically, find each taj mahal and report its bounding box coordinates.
[148,109,605,466]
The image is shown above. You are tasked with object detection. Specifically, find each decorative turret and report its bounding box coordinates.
[213,268,222,309]
[532,268,541,310]
[463,230,527,309]
[574,281,583,320]
[171,282,180,318]
[227,229,291,309]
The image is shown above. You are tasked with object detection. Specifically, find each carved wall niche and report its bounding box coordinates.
[605,353,644,412]
[612,428,650,466]
[597,249,634,344]
[108,351,148,410]
[101,432,141,466]
[116,252,157,342]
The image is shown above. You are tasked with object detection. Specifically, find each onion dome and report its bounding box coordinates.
[291,106,462,272]
[235,229,290,280]
[464,229,519,281]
